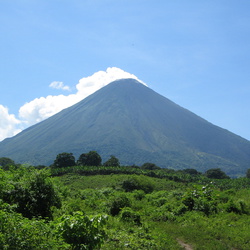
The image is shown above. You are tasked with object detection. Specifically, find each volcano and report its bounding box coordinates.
[0,78,249,176]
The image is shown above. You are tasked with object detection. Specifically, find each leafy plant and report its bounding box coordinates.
[121,175,154,193]
[2,169,61,219]
[109,193,131,216]
[56,211,107,249]
[120,207,141,225]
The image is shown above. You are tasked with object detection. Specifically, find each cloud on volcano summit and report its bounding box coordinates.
[0,67,145,141]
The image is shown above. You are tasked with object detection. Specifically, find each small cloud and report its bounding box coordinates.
[0,105,21,141]
[49,81,70,91]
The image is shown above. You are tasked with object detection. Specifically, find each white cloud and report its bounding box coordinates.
[75,67,146,99]
[0,67,146,140]
[49,81,70,91]
[0,105,22,141]
[19,94,78,125]
[18,67,146,127]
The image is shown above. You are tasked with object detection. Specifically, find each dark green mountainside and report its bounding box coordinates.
[0,79,250,176]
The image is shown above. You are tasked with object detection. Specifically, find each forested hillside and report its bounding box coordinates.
[1,159,250,249]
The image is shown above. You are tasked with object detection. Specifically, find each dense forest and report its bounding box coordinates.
[1,153,250,249]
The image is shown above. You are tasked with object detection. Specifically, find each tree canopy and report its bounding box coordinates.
[246,169,250,178]
[0,157,16,170]
[141,162,161,170]
[77,151,102,166]
[205,168,230,179]
[53,152,75,168]
[103,155,120,167]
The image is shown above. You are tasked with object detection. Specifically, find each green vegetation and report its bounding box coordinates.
[1,158,250,249]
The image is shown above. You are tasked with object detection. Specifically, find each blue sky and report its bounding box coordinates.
[1,0,250,141]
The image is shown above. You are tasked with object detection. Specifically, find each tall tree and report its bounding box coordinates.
[0,157,16,170]
[246,169,250,178]
[77,151,102,166]
[103,155,120,167]
[53,152,75,168]
[205,168,230,179]
[141,162,161,170]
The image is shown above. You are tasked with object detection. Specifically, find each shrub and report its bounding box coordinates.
[132,190,145,200]
[121,175,154,193]
[109,194,131,216]
[2,169,61,219]
[120,207,141,225]
[0,210,67,249]
[56,211,107,249]
[181,185,218,216]
[224,200,248,214]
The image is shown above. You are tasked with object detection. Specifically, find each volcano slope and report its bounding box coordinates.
[0,78,249,176]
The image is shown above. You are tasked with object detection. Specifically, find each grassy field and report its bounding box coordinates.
[1,166,250,249]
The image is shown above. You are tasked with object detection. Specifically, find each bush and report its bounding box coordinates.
[121,175,154,193]
[224,200,248,214]
[181,185,218,216]
[120,207,141,225]
[3,169,61,219]
[56,211,107,249]
[132,190,145,200]
[0,210,67,249]
[109,194,131,216]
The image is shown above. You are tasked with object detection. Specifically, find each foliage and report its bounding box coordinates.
[141,162,161,170]
[181,185,218,215]
[205,168,230,179]
[53,152,75,168]
[103,155,120,167]
[77,151,102,166]
[246,168,250,178]
[120,207,141,225]
[56,211,107,249]
[1,164,250,249]
[121,175,154,193]
[109,193,131,216]
[1,168,61,219]
[182,168,201,175]
[0,210,68,249]
[0,157,16,170]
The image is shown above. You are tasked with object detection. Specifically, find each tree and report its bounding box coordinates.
[182,168,201,175]
[0,157,16,170]
[103,155,120,167]
[77,151,102,166]
[205,168,230,179]
[246,169,250,178]
[141,162,161,170]
[53,152,75,168]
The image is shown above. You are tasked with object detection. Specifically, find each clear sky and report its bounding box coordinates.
[1,0,250,141]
